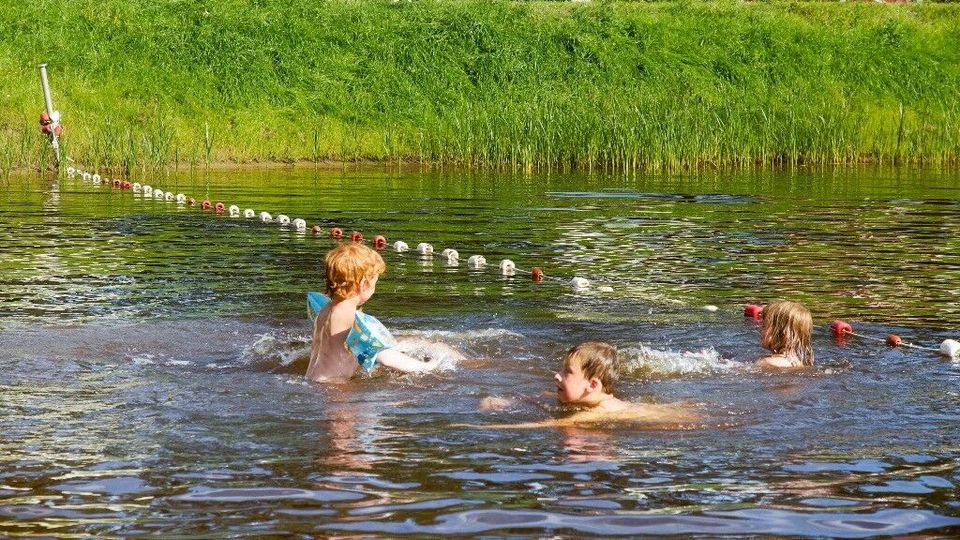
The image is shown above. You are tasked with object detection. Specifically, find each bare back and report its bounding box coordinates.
[306,302,359,382]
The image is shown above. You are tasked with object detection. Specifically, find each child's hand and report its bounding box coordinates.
[480,396,512,411]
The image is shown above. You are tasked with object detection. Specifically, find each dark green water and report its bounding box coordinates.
[1,167,958,537]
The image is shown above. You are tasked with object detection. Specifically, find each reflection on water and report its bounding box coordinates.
[1,168,959,537]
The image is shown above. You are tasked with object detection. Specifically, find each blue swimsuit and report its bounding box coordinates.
[307,292,397,372]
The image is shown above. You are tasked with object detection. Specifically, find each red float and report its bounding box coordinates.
[743,304,763,320]
[350,231,363,243]
[112,179,121,188]
[201,199,211,210]
[886,334,902,347]
[214,202,225,214]
[330,227,343,239]
[40,111,51,125]
[373,235,387,250]
[531,267,545,282]
[830,320,853,337]
[312,225,322,235]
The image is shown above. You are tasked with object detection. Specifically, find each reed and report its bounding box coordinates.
[1,0,958,172]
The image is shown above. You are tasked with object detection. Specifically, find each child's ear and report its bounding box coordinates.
[588,377,602,392]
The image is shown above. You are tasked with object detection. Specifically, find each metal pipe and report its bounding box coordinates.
[38,63,61,166]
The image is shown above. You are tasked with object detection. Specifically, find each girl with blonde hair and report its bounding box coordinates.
[757,300,815,369]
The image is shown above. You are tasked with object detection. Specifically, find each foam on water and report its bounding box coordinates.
[236,329,489,373]
[402,328,525,341]
[620,344,742,377]
[240,332,312,369]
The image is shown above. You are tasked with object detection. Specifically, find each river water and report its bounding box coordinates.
[1,167,958,537]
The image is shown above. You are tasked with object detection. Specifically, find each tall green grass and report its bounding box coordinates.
[0,0,958,172]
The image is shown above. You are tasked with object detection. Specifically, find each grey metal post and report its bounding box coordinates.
[38,63,61,166]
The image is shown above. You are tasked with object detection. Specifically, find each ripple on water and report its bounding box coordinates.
[800,497,868,508]
[309,474,420,490]
[434,471,554,484]
[172,487,366,503]
[51,476,153,495]
[859,476,954,495]
[349,497,484,516]
[322,508,960,536]
[783,459,891,474]
[498,461,619,474]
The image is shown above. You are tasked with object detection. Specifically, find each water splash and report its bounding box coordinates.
[620,345,741,377]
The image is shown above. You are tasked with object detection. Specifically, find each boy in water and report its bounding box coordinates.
[481,341,700,427]
[307,243,442,382]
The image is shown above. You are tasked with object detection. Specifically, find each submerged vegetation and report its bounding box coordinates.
[1,0,958,173]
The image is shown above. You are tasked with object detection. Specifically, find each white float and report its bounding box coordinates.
[132,182,142,193]
[66,167,76,177]
[244,208,255,218]
[175,193,186,204]
[941,339,960,359]
[417,243,434,255]
[92,174,101,183]
[142,185,152,197]
[82,172,92,181]
[571,277,590,289]
[499,259,516,276]
[277,214,290,226]
[441,248,459,264]
[703,305,719,312]
[165,191,174,201]
[154,189,165,199]
[393,241,409,252]
[293,218,306,231]
[467,255,486,269]
[260,211,272,223]
[228,205,240,217]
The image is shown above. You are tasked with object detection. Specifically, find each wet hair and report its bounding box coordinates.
[761,300,815,366]
[324,243,386,301]
[563,341,619,394]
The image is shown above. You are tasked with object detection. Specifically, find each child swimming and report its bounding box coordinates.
[306,243,448,382]
[756,300,815,370]
[479,341,701,428]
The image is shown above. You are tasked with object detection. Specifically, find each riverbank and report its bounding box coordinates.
[1,1,958,173]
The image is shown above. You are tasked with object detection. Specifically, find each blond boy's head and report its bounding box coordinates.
[564,341,619,395]
[324,243,386,301]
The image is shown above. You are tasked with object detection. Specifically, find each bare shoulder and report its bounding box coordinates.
[327,302,356,333]
[757,355,806,371]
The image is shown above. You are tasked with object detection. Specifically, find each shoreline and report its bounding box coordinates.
[7,157,959,179]
[3,1,958,172]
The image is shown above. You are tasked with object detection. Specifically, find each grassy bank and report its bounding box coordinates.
[1,0,959,174]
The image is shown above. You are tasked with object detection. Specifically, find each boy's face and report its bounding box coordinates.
[357,274,379,305]
[555,357,592,404]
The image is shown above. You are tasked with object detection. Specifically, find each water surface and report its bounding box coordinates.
[1,167,959,537]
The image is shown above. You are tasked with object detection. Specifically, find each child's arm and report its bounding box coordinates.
[377,348,439,373]
[465,403,704,429]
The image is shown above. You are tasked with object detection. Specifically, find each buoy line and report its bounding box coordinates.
[64,165,667,295]
[743,304,958,359]
[59,165,960,361]
[43,64,958,360]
